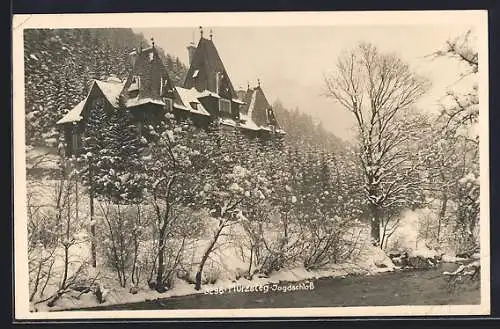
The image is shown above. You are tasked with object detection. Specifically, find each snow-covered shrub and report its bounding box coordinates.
[301,215,360,270]
[144,206,205,291]
[28,163,97,308]
[256,214,306,275]
[237,210,268,278]
[96,202,144,287]
[27,193,58,302]
[202,263,222,285]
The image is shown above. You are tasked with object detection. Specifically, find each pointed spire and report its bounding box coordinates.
[247,81,250,90]
[210,29,213,40]
[199,26,204,39]
[151,37,155,48]
[257,78,261,87]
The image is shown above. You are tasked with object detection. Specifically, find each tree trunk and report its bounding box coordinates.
[89,190,97,268]
[156,225,167,290]
[75,178,79,223]
[195,223,225,290]
[131,205,141,285]
[370,203,381,247]
[437,193,448,244]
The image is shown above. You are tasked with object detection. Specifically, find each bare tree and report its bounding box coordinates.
[428,29,480,253]
[324,42,430,246]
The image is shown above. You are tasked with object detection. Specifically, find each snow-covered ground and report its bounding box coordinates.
[27,172,397,312]
[26,176,475,313]
[24,148,477,313]
[31,236,394,312]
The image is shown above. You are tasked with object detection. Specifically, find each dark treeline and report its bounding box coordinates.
[272,100,345,153]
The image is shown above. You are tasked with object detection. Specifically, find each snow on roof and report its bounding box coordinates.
[106,76,122,83]
[94,80,124,108]
[198,90,221,99]
[126,97,165,108]
[239,114,260,131]
[141,46,154,53]
[56,79,124,125]
[128,80,139,92]
[238,89,261,131]
[232,98,246,105]
[220,118,238,127]
[174,87,211,116]
[247,88,257,120]
[56,99,86,124]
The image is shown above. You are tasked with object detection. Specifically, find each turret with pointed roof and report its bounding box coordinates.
[238,81,283,134]
[122,43,178,110]
[183,31,236,100]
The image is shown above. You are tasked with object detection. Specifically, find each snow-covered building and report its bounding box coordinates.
[238,80,281,135]
[57,29,284,156]
[182,28,284,136]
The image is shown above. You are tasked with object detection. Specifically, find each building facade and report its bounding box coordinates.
[57,29,284,156]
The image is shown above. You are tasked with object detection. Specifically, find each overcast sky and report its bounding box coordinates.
[134,25,475,140]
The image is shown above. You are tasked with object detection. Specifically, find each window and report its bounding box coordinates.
[190,101,199,110]
[160,77,164,95]
[192,69,199,78]
[128,76,140,91]
[72,132,81,152]
[219,98,231,114]
[163,97,173,112]
[266,108,275,124]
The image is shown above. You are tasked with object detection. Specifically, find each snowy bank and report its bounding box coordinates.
[31,243,394,312]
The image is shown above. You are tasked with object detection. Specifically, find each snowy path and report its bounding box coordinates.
[71,263,479,311]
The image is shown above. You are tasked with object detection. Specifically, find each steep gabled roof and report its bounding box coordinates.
[239,85,281,130]
[123,46,178,106]
[95,79,124,108]
[56,79,125,125]
[56,99,86,124]
[183,37,236,98]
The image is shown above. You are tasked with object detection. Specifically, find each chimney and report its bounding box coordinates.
[187,42,196,64]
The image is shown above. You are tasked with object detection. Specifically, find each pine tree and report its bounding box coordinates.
[97,107,146,204]
[77,97,108,268]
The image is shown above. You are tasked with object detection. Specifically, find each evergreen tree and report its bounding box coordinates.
[76,97,108,267]
[96,108,146,204]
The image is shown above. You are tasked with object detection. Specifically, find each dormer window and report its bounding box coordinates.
[163,97,173,112]
[129,76,140,92]
[190,101,199,111]
[160,76,165,96]
[71,131,81,153]
[192,69,199,78]
[148,51,154,62]
[266,108,276,125]
[219,98,231,114]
